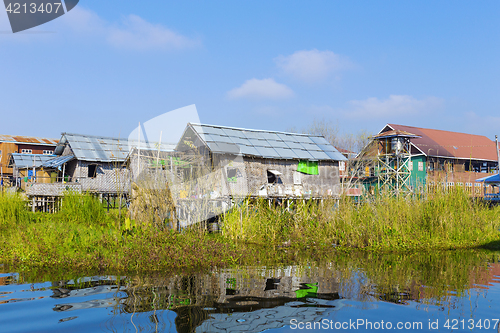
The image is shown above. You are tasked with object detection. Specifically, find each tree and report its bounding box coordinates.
[288,118,372,154]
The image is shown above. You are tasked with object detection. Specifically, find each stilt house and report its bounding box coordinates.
[25,133,130,197]
[175,123,347,199]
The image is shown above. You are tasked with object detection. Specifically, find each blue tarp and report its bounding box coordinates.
[476,173,500,183]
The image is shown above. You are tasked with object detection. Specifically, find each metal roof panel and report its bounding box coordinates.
[187,124,346,161]
[253,146,280,158]
[309,150,331,160]
[292,149,314,160]
[325,151,348,161]
[238,145,261,156]
[309,136,330,145]
[273,147,300,159]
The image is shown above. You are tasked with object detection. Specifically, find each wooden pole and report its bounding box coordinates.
[496,135,500,175]
[137,122,141,178]
[157,130,162,168]
[62,163,66,183]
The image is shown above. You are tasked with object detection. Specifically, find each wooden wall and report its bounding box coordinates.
[0,142,17,175]
[16,144,55,155]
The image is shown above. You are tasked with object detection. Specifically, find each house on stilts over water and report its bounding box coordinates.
[347,123,500,197]
[128,123,347,228]
[24,133,130,211]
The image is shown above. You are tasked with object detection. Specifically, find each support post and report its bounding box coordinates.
[496,135,500,175]
[137,122,141,179]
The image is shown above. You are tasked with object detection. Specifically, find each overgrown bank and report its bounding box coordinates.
[223,188,500,251]
[0,193,252,273]
[1,188,499,273]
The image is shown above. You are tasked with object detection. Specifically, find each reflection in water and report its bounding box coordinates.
[1,249,500,332]
[49,267,341,332]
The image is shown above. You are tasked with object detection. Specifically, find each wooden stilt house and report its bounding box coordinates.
[25,133,130,198]
[176,123,348,199]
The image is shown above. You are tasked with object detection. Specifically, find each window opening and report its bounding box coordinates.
[88,165,97,178]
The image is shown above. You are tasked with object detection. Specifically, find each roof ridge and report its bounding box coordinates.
[62,132,127,141]
[190,123,326,138]
[388,123,491,139]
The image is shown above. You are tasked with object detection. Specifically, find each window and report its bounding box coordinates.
[418,162,424,172]
[267,170,283,184]
[339,161,346,172]
[227,168,239,183]
[43,150,53,155]
[408,161,413,171]
[21,149,32,154]
[88,165,97,178]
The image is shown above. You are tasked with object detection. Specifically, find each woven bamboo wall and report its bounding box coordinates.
[25,183,82,196]
[215,155,341,198]
[73,161,130,194]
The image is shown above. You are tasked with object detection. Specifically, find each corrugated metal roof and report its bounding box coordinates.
[184,124,347,161]
[9,153,56,169]
[386,124,498,161]
[42,154,75,168]
[57,133,129,162]
[0,134,58,146]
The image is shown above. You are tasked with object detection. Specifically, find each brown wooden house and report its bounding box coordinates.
[0,135,58,185]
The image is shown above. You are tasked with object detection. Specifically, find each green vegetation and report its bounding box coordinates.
[1,187,499,273]
[222,187,500,251]
[0,192,252,274]
[332,249,499,305]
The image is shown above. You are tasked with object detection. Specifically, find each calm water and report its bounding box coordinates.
[2,250,500,332]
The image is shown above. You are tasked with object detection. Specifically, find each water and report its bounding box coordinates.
[2,250,500,332]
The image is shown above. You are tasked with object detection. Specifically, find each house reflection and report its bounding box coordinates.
[50,267,341,333]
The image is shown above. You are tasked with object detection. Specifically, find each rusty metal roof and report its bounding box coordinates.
[385,124,498,161]
[0,134,58,146]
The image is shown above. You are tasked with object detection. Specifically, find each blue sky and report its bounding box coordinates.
[1,1,499,142]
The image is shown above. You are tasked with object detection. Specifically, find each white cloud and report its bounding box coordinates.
[60,6,105,34]
[227,78,294,100]
[275,49,353,82]
[3,6,199,50]
[107,15,199,50]
[345,95,444,118]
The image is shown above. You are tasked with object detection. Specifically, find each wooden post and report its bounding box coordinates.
[137,122,141,178]
[496,135,500,175]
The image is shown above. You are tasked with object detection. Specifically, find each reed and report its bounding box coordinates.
[1,187,499,273]
[0,192,254,273]
[221,187,500,251]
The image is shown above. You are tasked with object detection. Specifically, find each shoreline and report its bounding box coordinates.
[1,189,500,273]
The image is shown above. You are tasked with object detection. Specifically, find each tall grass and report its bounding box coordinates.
[1,187,500,273]
[0,192,32,229]
[0,191,252,273]
[221,187,500,251]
